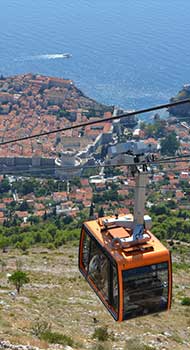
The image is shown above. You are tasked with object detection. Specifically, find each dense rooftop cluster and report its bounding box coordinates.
[0,75,190,240]
[0,74,112,157]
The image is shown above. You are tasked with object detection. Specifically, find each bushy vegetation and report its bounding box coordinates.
[125,339,156,350]
[92,342,111,350]
[150,205,190,243]
[0,167,190,253]
[172,262,190,272]
[0,199,190,252]
[181,297,190,306]
[32,319,51,337]
[93,187,123,204]
[92,326,114,342]
[160,131,180,156]
[0,176,83,198]
[40,331,74,346]
[31,319,74,346]
[140,118,167,138]
[0,220,80,251]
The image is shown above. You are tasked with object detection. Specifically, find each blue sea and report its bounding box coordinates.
[0,0,190,112]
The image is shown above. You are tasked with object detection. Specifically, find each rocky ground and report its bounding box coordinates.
[0,243,189,350]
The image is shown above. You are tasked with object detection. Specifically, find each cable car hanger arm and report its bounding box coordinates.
[104,149,155,243]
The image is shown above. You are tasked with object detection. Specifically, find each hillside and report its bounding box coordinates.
[0,243,189,350]
[168,85,190,120]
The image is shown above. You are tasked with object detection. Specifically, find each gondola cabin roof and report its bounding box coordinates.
[84,214,170,269]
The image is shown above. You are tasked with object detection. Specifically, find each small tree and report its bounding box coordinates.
[98,207,105,218]
[0,236,9,252]
[8,270,29,294]
[93,326,110,341]
[160,132,180,156]
[18,200,29,211]
[89,202,95,219]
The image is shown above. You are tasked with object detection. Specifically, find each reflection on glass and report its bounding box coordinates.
[81,229,119,316]
[123,262,168,320]
[89,239,109,300]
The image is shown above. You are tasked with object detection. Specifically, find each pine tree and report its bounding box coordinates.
[89,202,95,218]
[98,207,105,218]
[8,271,30,294]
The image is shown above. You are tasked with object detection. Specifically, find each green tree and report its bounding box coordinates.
[70,176,81,188]
[140,121,146,130]
[43,211,47,221]
[104,166,122,177]
[28,215,40,224]
[0,236,9,252]
[98,207,105,218]
[145,124,156,138]
[154,119,167,137]
[63,216,73,225]
[151,203,170,215]
[16,240,30,252]
[8,270,30,294]
[18,200,29,211]
[0,178,10,194]
[160,132,180,156]
[89,202,95,218]
[167,199,177,209]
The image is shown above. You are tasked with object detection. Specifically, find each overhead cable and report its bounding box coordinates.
[0,99,190,146]
[0,155,190,175]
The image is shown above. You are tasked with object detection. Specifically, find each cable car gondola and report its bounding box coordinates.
[79,214,172,321]
[79,152,172,321]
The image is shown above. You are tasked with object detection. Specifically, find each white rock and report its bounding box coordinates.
[163,331,172,337]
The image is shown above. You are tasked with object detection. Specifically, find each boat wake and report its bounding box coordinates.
[14,53,72,62]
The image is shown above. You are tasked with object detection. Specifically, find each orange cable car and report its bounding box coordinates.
[79,158,172,321]
[79,215,172,321]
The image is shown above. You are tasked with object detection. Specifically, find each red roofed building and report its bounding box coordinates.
[117,208,130,215]
[53,191,68,202]
[176,190,185,200]
[35,210,46,217]
[15,211,29,219]
[0,203,6,212]
[80,178,90,187]
[180,171,189,180]
[0,92,14,103]
[0,211,5,220]
[3,198,13,204]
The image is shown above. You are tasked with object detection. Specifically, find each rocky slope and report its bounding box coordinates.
[168,84,190,120]
[0,244,189,350]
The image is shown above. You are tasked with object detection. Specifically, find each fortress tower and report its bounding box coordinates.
[55,149,82,179]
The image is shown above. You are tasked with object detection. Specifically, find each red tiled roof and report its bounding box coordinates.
[0,203,6,210]
[15,211,29,218]
[3,198,13,204]
[35,210,46,217]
